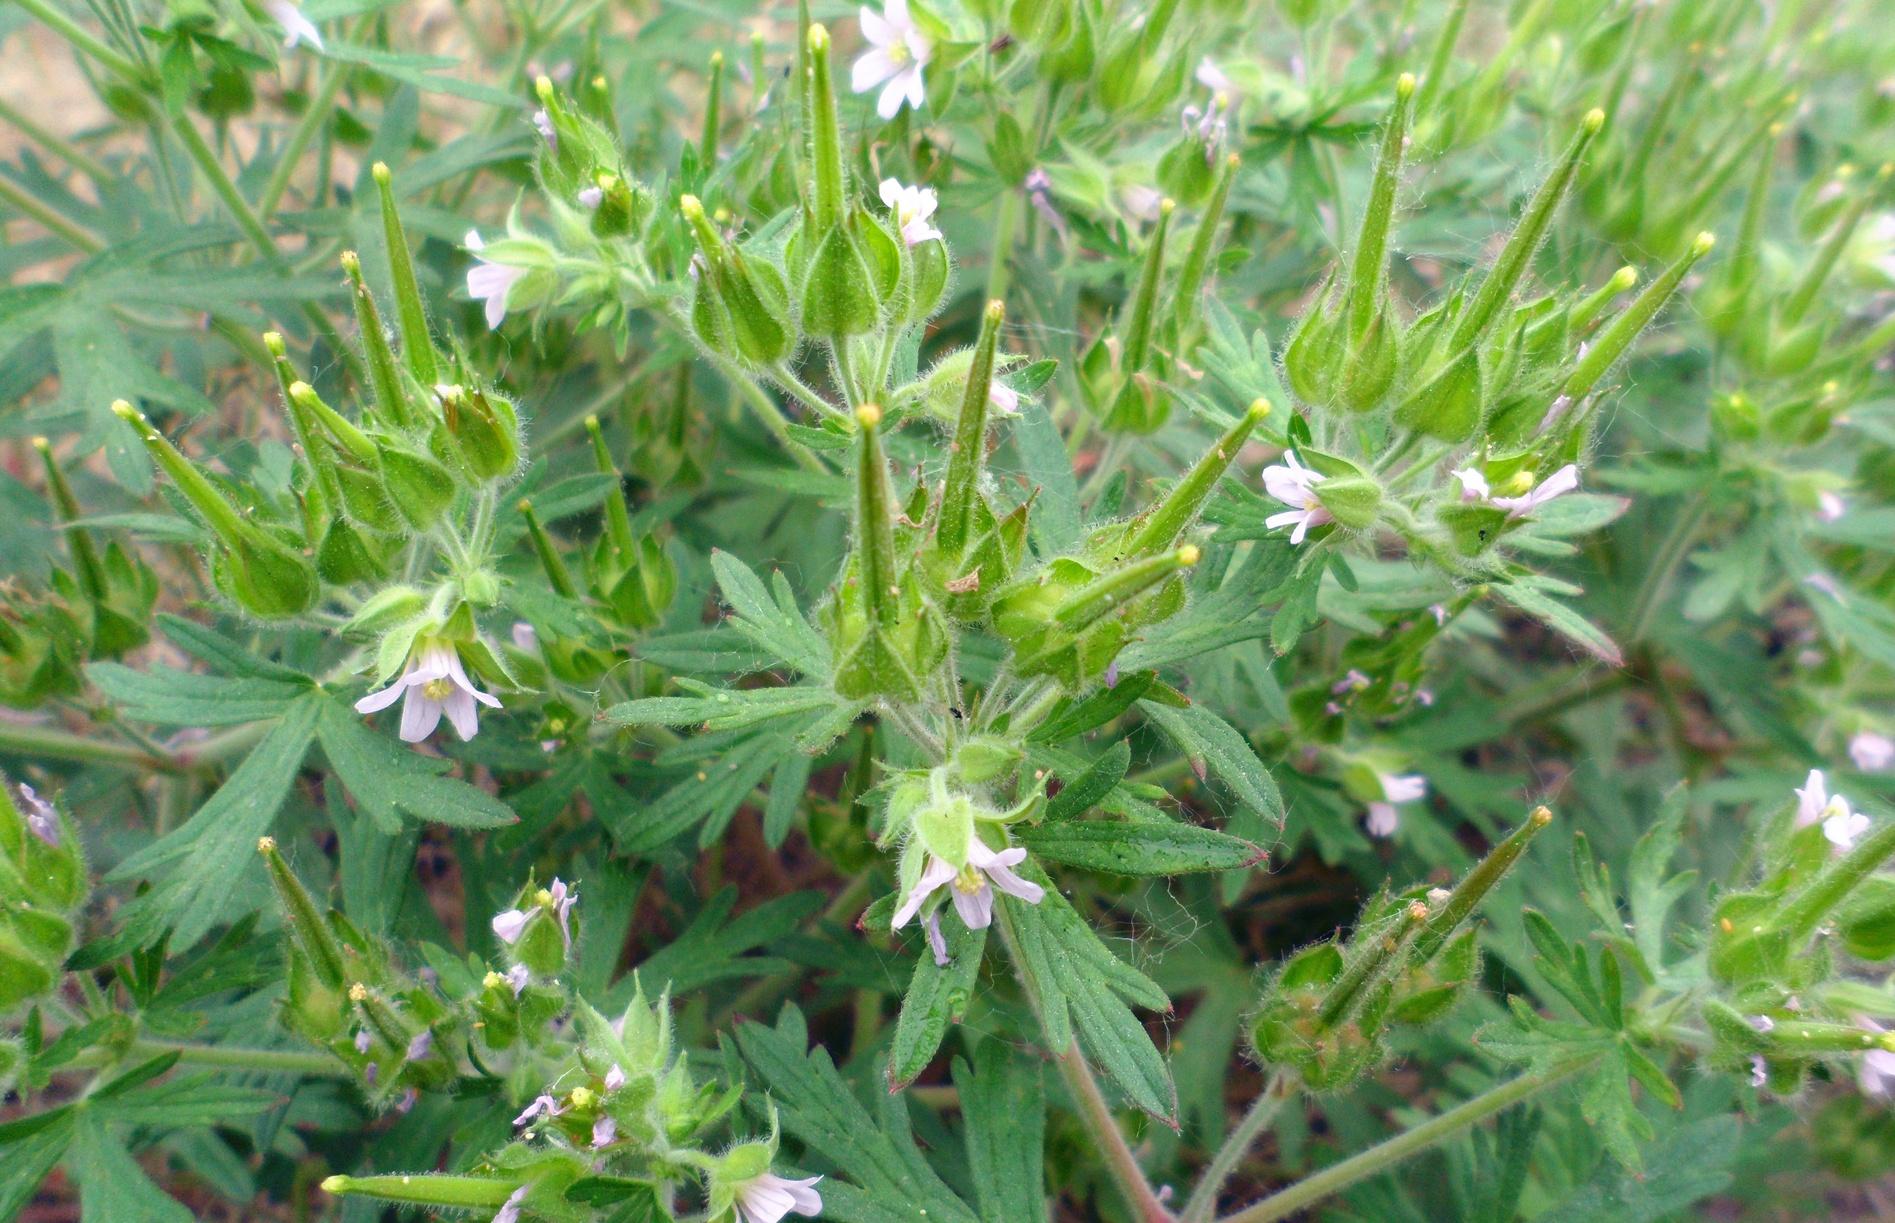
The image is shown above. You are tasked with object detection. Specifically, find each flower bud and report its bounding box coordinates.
[1311,473,1383,530]
[374,437,456,531]
[434,383,520,482]
[1391,344,1482,441]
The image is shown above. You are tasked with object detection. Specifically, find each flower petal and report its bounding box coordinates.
[952,882,995,929]
[398,690,443,742]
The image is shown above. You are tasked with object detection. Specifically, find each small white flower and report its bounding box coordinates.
[546,878,578,948]
[1825,805,1871,852]
[988,381,1020,415]
[1452,464,1580,519]
[1749,1015,1776,1033]
[577,185,604,209]
[405,1030,433,1061]
[353,1030,372,1054]
[465,231,528,331]
[1365,802,1401,838]
[733,1171,824,1223]
[892,840,1045,931]
[355,641,502,743]
[513,1094,563,1127]
[263,0,323,51]
[511,622,539,652]
[878,178,942,246]
[1261,451,1332,545]
[604,1063,626,1091]
[1195,56,1232,93]
[1851,732,1895,773]
[1817,491,1846,522]
[853,0,930,120]
[1364,772,1426,839]
[592,1115,617,1147]
[532,108,557,149]
[505,964,530,996]
[494,1185,529,1223]
[1331,669,1371,695]
[1120,184,1165,222]
[1749,1054,1767,1088]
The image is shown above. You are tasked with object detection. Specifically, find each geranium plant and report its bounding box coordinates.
[2,0,1893,1219]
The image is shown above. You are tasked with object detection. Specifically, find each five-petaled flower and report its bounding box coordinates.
[263,0,323,51]
[732,1171,824,1223]
[853,0,930,120]
[1262,451,1333,545]
[1452,464,1581,518]
[1366,773,1427,839]
[878,178,941,246]
[355,641,501,743]
[1795,768,1869,850]
[893,840,1044,931]
[465,231,528,330]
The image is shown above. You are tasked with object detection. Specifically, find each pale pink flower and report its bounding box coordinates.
[892,840,1044,931]
[1195,57,1233,92]
[1795,769,1838,828]
[878,178,941,245]
[513,1094,563,1126]
[263,0,323,51]
[1826,804,1871,852]
[12,782,59,847]
[1452,464,1580,519]
[988,381,1020,415]
[531,109,556,149]
[1262,451,1332,545]
[592,1115,617,1147]
[492,908,530,944]
[733,1172,824,1223]
[1749,1055,1767,1088]
[853,0,929,119]
[465,231,528,330]
[505,964,530,995]
[1366,773,1426,839]
[355,641,501,743]
[604,1063,626,1091]
[1817,491,1846,522]
[1851,732,1894,773]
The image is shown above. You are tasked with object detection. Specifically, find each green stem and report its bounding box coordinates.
[993,910,1174,1222]
[1627,491,1709,643]
[13,0,145,83]
[1216,1059,1595,1223]
[0,173,104,252]
[1181,1070,1292,1223]
[0,720,184,774]
[65,1039,346,1077]
[259,48,356,218]
[0,94,114,184]
[986,188,1022,305]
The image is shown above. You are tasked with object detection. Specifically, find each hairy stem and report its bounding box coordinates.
[1181,1070,1292,1223]
[1216,1058,1595,1223]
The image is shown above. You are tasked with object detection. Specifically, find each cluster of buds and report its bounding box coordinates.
[1703,771,1895,1095]
[1251,807,1551,1088]
[110,165,522,620]
[0,777,86,1013]
[1272,76,1714,561]
[314,941,817,1223]
[1,440,156,707]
